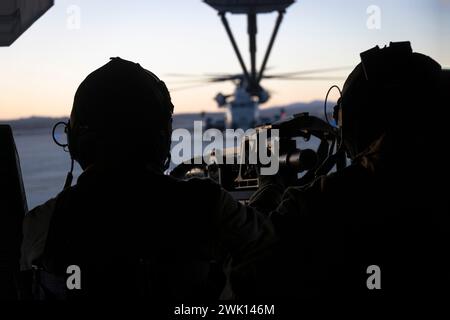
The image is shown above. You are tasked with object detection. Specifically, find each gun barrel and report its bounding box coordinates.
[279,148,317,172]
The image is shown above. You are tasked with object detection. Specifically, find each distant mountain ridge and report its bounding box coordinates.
[2,100,331,132]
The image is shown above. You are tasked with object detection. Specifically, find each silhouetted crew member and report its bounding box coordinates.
[250,42,449,299]
[20,58,275,300]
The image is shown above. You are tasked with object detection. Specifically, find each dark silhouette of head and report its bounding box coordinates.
[339,42,442,159]
[441,69,450,101]
[68,58,174,172]
[438,68,450,144]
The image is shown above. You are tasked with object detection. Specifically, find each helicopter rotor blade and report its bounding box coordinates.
[165,73,213,78]
[166,66,349,80]
[166,79,213,85]
[265,66,352,78]
[165,72,241,79]
[165,73,244,83]
[169,82,222,92]
[203,72,240,77]
[167,66,350,92]
[209,74,244,82]
[264,76,346,81]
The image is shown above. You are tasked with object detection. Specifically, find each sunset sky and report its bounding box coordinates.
[0,0,449,120]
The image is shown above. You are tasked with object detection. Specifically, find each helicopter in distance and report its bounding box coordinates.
[167,0,348,130]
[169,68,348,130]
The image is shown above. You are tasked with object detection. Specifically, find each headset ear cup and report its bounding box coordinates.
[161,119,173,171]
[333,101,341,126]
[67,122,79,161]
[158,128,171,171]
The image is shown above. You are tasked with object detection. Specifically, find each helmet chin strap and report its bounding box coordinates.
[63,157,75,190]
[163,152,171,173]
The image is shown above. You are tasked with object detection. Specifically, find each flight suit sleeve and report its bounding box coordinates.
[247,174,286,215]
[214,189,276,258]
[212,188,278,298]
[20,198,57,271]
[249,179,328,298]
[268,178,326,238]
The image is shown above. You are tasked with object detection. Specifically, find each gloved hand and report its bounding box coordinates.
[248,166,298,215]
[258,165,298,191]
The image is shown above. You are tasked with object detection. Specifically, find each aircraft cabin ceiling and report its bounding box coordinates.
[0,0,54,46]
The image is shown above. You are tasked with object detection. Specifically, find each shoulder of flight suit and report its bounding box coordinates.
[145,175,277,298]
[274,163,371,219]
[20,183,79,272]
[206,180,277,299]
[20,197,58,271]
[273,170,359,245]
[176,177,276,258]
[175,177,276,267]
